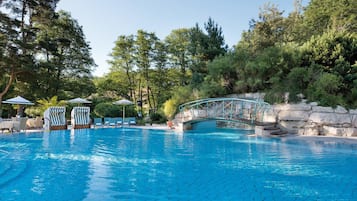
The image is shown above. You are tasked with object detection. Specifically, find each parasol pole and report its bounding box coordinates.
[123,105,125,126]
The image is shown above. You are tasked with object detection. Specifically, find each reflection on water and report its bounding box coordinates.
[0,128,356,201]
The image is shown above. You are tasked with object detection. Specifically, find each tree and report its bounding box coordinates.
[188,18,227,86]
[188,24,207,85]
[304,0,357,36]
[34,95,66,115]
[307,72,344,107]
[283,0,307,43]
[34,10,96,99]
[165,28,191,86]
[285,67,311,102]
[163,86,197,120]
[301,30,357,107]
[0,0,59,115]
[242,3,285,52]
[94,71,130,99]
[204,17,227,61]
[135,30,157,112]
[109,35,136,99]
[150,40,169,111]
[200,53,237,97]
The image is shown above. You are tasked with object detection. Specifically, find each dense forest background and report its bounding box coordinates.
[0,0,356,122]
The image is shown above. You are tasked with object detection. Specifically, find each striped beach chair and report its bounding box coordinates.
[44,106,67,130]
[71,107,91,129]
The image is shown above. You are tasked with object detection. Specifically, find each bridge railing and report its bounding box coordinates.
[178,97,264,111]
[177,98,271,125]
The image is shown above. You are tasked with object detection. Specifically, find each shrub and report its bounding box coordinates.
[264,91,285,104]
[285,67,311,103]
[307,72,344,107]
[150,112,167,124]
[163,99,177,120]
[25,107,42,117]
[94,102,121,117]
[163,86,196,120]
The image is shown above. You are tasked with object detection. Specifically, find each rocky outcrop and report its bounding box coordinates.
[270,102,357,137]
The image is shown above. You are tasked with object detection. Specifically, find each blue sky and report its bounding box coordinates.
[57,0,309,77]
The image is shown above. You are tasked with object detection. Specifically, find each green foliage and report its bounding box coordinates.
[240,3,285,51]
[149,112,167,124]
[188,18,227,85]
[165,28,192,86]
[198,53,236,98]
[304,0,357,35]
[204,17,228,60]
[283,1,306,43]
[301,31,357,71]
[350,80,357,108]
[24,107,42,117]
[108,34,136,99]
[3,0,357,120]
[202,53,237,96]
[307,73,344,107]
[32,96,66,116]
[93,102,137,118]
[163,86,196,119]
[285,67,311,102]
[94,102,120,118]
[94,71,130,98]
[301,31,357,107]
[33,11,96,99]
[0,1,95,110]
[163,99,177,120]
[264,91,285,105]
[199,76,227,98]
[233,44,300,97]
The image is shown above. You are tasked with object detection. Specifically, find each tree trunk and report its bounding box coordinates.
[138,79,143,116]
[0,70,16,116]
[149,87,157,113]
[125,62,135,100]
[180,53,186,86]
[146,82,152,112]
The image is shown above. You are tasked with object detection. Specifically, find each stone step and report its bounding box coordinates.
[255,122,276,127]
[264,126,280,131]
[270,130,289,136]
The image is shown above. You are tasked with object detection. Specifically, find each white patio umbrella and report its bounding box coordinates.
[113,99,133,123]
[2,96,34,105]
[67,98,91,106]
[2,96,34,116]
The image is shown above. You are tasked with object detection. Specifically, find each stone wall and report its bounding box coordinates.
[263,102,357,137]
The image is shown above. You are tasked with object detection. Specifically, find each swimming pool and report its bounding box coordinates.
[0,127,356,201]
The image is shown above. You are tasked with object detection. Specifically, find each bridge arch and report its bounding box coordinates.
[174,98,271,130]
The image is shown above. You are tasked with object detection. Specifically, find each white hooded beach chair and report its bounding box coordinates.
[71,107,91,129]
[44,106,67,130]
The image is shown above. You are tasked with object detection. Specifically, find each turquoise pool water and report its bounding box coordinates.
[0,127,357,201]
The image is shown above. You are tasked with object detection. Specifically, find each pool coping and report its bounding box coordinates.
[2,125,357,143]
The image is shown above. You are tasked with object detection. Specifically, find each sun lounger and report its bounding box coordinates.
[113,117,123,126]
[108,118,116,126]
[128,117,136,125]
[93,118,103,127]
[103,117,110,126]
[104,117,116,127]
[122,117,136,126]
